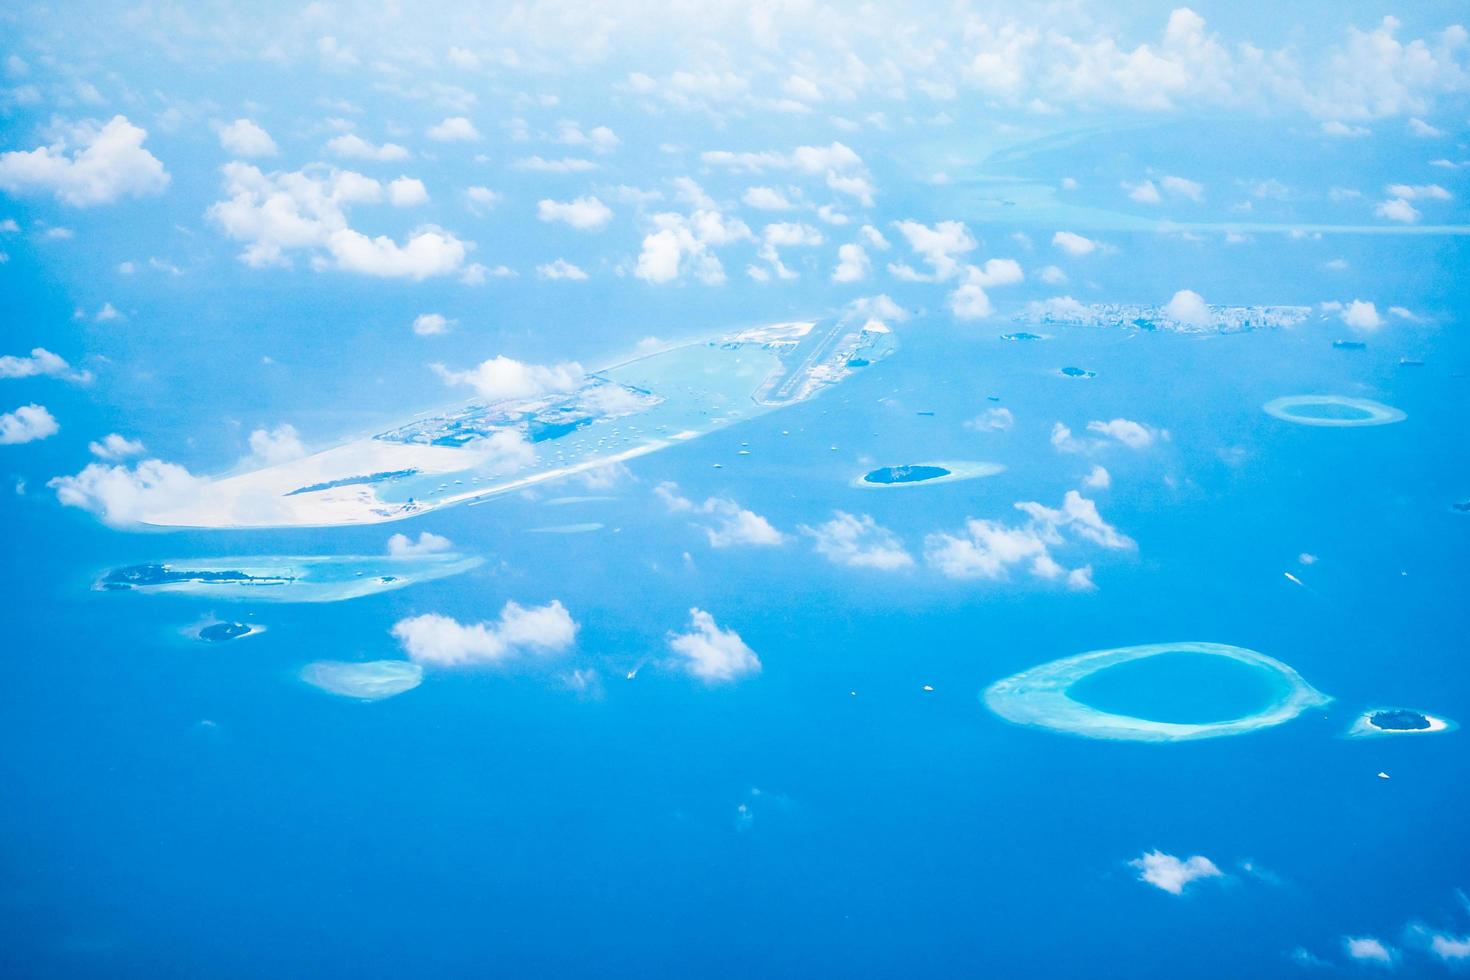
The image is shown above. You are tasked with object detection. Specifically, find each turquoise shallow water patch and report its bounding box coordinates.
[1065,653,1292,725]
[1263,395,1405,427]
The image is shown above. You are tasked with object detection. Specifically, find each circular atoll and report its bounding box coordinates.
[1347,707,1457,738]
[1263,395,1405,427]
[983,641,1331,742]
[853,460,1004,489]
[1059,366,1096,379]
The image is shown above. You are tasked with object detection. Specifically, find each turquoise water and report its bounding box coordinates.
[1065,653,1292,724]
[1282,402,1373,421]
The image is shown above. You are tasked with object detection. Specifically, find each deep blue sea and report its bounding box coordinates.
[3,224,1467,977]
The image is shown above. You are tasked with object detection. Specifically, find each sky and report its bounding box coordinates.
[1,2,1469,977]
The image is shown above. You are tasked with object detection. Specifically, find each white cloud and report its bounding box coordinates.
[755,221,823,279]
[1408,117,1444,137]
[427,116,480,141]
[512,156,598,173]
[88,433,145,460]
[668,608,760,683]
[1052,231,1099,256]
[1039,264,1067,284]
[413,312,453,335]
[1321,120,1370,138]
[0,115,169,206]
[1342,299,1384,331]
[1164,289,1211,328]
[216,118,278,158]
[434,354,582,402]
[247,423,305,465]
[1431,935,1470,962]
[656,482,785,548]
[553,121,619,153]
[1386,182,1451,201]
[387,531,452,556]
[889,219,975,281]
[325,133,410,161]
[925,490,1131,584]
[465,185,501,211]
[636,208,753,285]
[701,141,863,175]
[0,347,90,383]
[966,407,1014,431]
[832,243,870,283]
[1087,418,1157,450]
[1082,465,1111,490]
[392,600,578,667]
[386,176,428,206]
[743,186,794,210]
[537,258,588,280]
[537,195,613,230]
[1374,197,1420,223]
[1126,179,1162,204]
[0,403,58,444]
[1129,851,1223,895]
[49,457,203,526]
[1344,937,1394,965]
[800,511,913,570]
[1161,175,1204,200]
[207,163,466,278]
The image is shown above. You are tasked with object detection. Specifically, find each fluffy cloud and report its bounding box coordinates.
[49,457,203,526]
[1052,231,1099,256]
[247,424,306,465]
[553,121,619,153]
[924,490,1131,585]
[668,608,760,683]
[537,195,613,230]
[656,482,785,547]
[325,133,410,161]
[216,118,278,157]
[392,600,578,667]
[1431,935,1470,962]
[536,258,588,280]
[754,221,823,279]
[0,403,58,444]
[1163,289,1211,328]
[0,115,169,206]
[0,347,90,383]
[1052,419,1161,453]
[207,163,467,278]
[412,312,453,335]
[743,186,794,210]
[433,354,583,401]
[1344,937,1394,964]
[635,205,753,285]
[800,511,913,569]
[1086,418,1157,450]
[1374,197,1420,223]
[387,531,452,556]
[426,116,480,141]
[1129,851,1222,895]
[1082,465,1111,490]
[966,407,1014,431]
[88,433,145,460]
[888,219,975,281]
[512,155,598,173]
[1341,299,1384,331]
[387,176,428,206]
[832,243,870,282]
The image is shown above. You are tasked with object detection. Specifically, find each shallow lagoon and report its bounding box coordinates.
[1065,652,1291,725]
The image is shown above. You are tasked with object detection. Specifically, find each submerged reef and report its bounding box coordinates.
[300,661,423,700]
[983,641,1330,742]
[1263,395,1406,427]
[97,553,482,603]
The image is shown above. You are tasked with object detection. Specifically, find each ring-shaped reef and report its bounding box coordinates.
[1347,707,1457,738]
[983,641,1331,742]
[301,660,423,700]
[853,460,1005,489]
[1263,395,1406,427]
